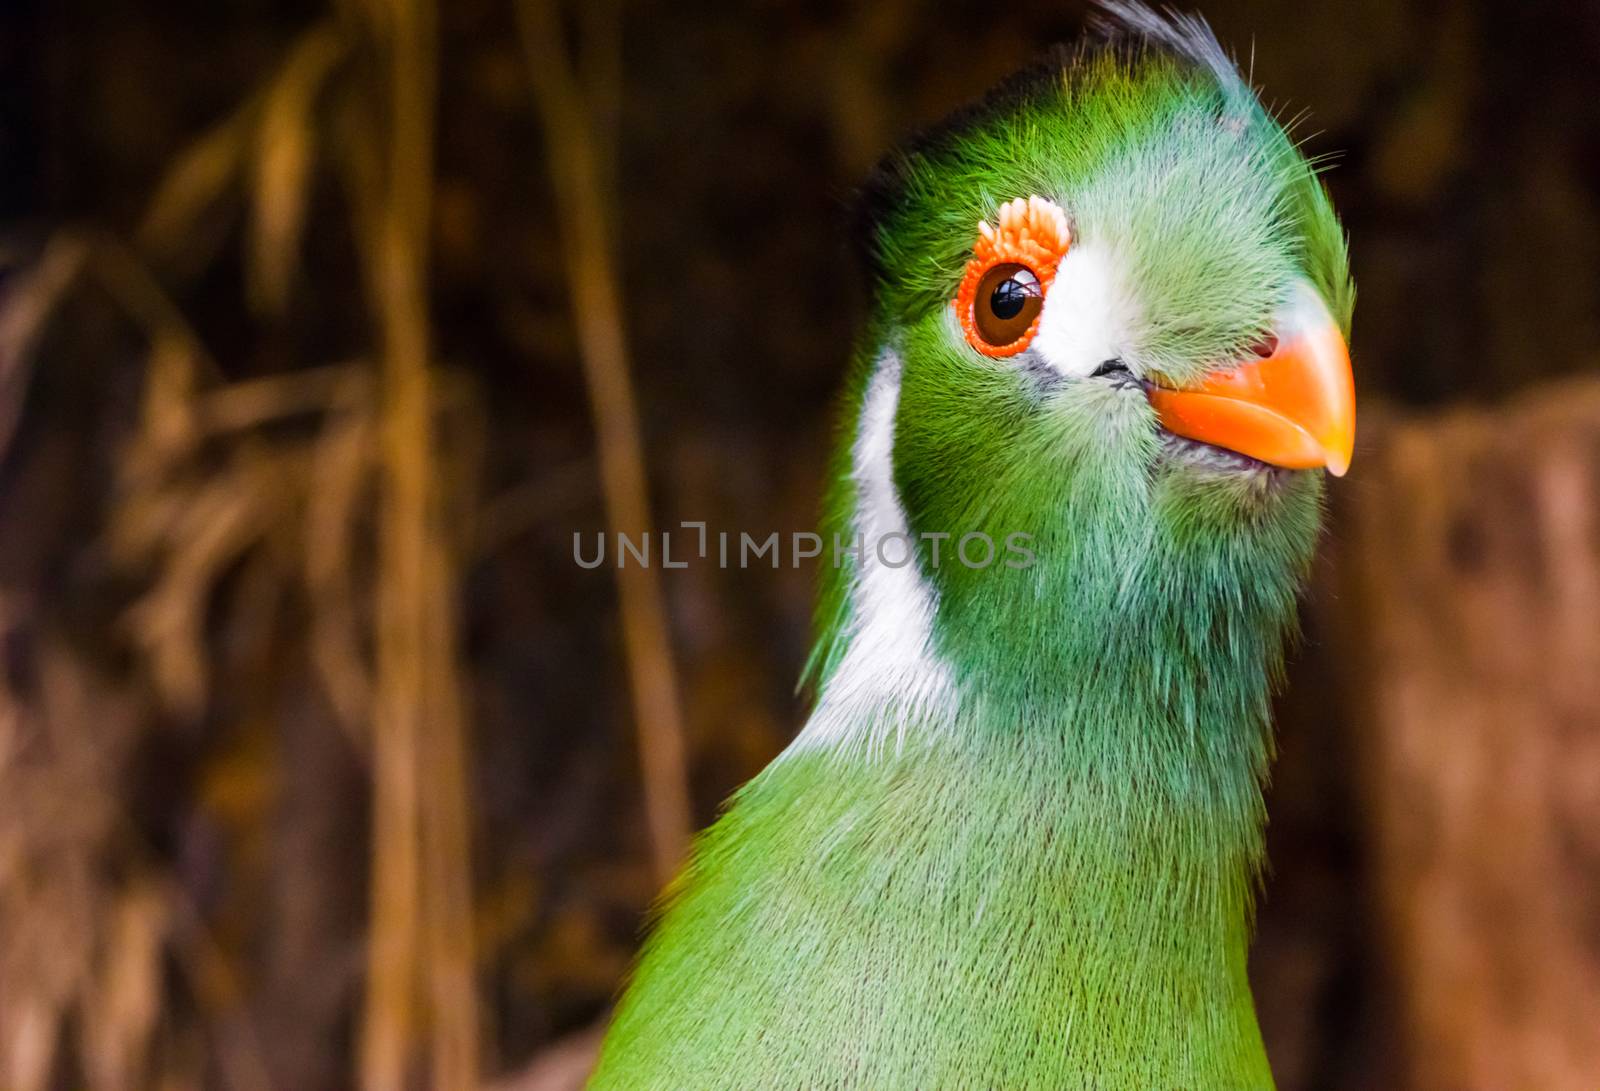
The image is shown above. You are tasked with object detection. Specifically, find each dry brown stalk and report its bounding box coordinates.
[137,105,254,275]
[305,375,379,739]
[6,5,503,1087]
[0,235,88,463]
[248,23,346,314]
[516,0,692,887]
[356,0,480,1088]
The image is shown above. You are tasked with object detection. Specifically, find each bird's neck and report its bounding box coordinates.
[769,531,1290,1084]
[714,696,1276,1086]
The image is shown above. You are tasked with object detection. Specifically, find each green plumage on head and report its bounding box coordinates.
[592,5,1354,1088]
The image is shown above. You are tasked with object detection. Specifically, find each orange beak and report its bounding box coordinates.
[1145,283,1356,476]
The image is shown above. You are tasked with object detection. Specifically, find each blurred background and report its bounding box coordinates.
[2,0,1598,1089]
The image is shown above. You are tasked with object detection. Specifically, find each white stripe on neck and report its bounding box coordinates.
[782,348,958,759]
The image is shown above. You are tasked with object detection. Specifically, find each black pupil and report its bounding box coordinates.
[990,277,1028,320]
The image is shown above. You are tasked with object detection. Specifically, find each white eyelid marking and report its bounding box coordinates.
[1030,242,1141,379]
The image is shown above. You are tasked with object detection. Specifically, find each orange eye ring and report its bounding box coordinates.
[954,195,1072,357]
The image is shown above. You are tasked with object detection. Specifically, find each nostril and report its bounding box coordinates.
[1089,358,1142,391]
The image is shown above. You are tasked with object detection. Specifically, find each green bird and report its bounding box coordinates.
[591,4,1355,1088]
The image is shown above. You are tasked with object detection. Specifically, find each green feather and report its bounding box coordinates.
[592,5,1349,1087]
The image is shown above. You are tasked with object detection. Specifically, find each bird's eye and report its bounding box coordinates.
[974,263,1043,348]
[953,195,1071,358]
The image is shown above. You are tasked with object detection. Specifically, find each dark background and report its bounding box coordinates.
[1,1,1598,1089]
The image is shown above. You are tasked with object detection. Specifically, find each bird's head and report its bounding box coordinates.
[811,4,1354,723]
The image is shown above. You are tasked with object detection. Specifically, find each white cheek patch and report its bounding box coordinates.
[781,348,958,760]
[1029,242,1142,379]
